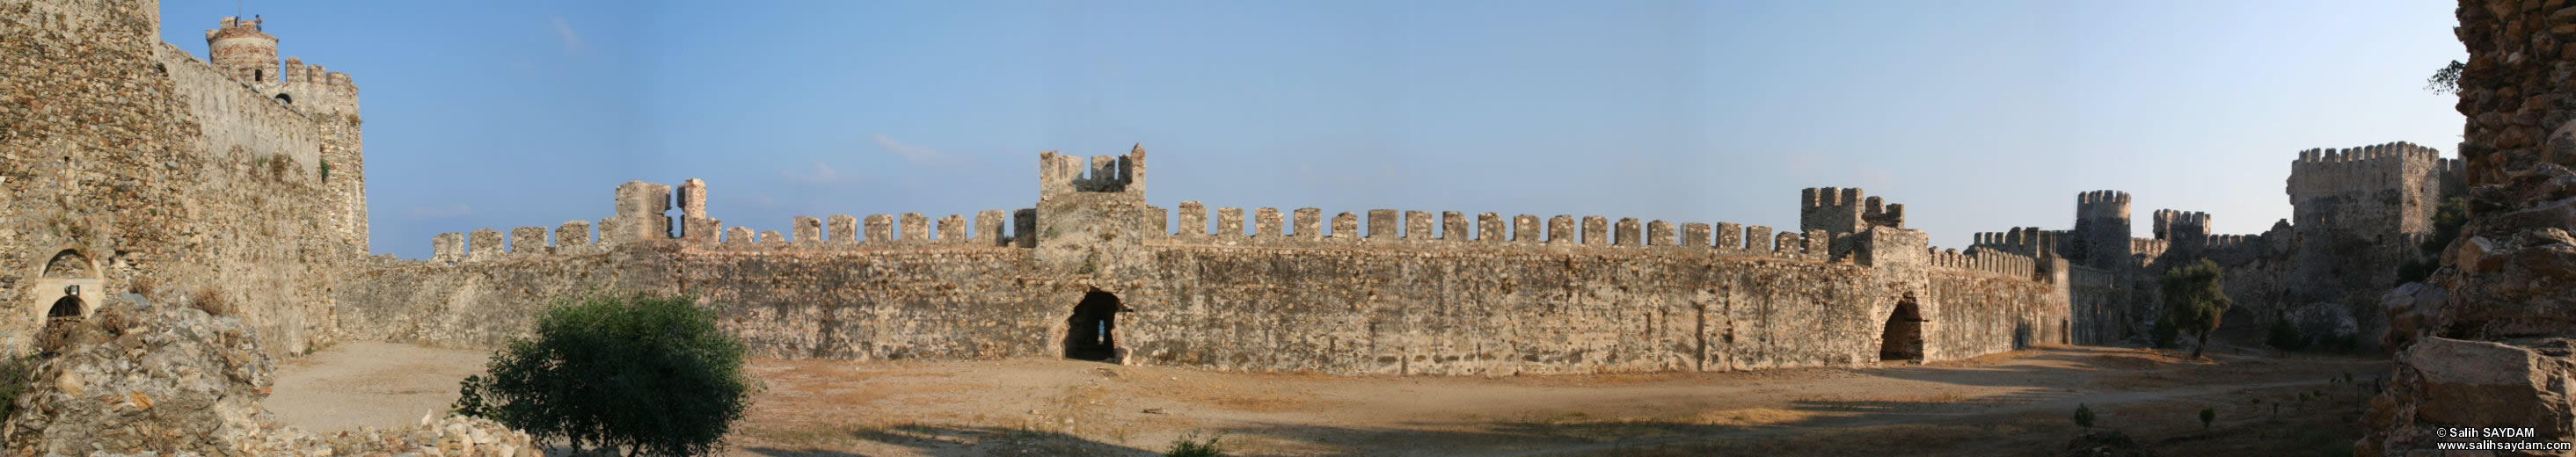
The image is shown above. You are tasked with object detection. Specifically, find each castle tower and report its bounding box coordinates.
[204,17,278,83]
[2069,191,2133,270]
[2285,141,2453,236]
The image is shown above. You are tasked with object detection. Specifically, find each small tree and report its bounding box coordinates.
[2199,407,2215,430]
[2161,259,2234,359]
[455,293,753,456]
[2073,403,2097,429]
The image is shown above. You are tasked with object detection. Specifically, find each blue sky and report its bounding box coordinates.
[157,1,2466,259]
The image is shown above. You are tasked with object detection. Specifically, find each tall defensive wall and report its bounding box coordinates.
[337,148,2083,375]
[1967,141,2463,348]
[1,3,370,358]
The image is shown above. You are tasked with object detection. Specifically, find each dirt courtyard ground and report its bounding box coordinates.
[267,344,2384,456]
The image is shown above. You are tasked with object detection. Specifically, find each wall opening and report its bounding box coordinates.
[254,69,263,81]
[47,296,80,321]
[33,248,101,334]
[1879,296,1925,362]
[1063,291,1121,362]
[274,93,292,105]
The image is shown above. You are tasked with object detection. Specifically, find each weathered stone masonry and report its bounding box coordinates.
[341,149,2078,374]
[1967,143,2464,349]
[2,1,368,358]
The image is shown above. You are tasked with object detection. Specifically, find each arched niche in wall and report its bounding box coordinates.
[28,245,106,329]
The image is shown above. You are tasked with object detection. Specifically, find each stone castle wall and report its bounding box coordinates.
[0,0,366,357]
[1963,141,2467,349]
[336,159,2076,375]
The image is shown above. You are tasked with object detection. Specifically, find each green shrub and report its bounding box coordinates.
[2199,407,2215,430]
[2073,403,2096,429]
[454,293,753,456]
[1166,431,1228,457]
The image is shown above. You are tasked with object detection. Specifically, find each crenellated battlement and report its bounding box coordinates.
[1799,186,1904,235]
[2076,190,2132,220]
[2150,209,2211,242]
[1040,145,1147,199]
[200,18,359,110]
[2286,141,2461,238]
[1159,202,1843,261]
[2289,141,2441,164]
[2129,238,2169,265]
[1932,247,2040,279]
[1969,227,2064,258]
[402,166,2067,279]
[2204,233,2265,253]
[2285,141,2453,203]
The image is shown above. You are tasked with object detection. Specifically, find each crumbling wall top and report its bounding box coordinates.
[1039,145,1146,199]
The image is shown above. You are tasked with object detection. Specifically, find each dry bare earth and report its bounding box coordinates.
[267,344,2382,456]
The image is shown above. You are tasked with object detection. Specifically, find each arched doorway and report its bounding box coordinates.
[47,296,81,321]
[30,247,102,331]
[1879,295,1925,362]
[1063,291,1121,362]
[40,295,85,355]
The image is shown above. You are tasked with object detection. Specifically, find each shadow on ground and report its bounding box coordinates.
[743,424,1158,457]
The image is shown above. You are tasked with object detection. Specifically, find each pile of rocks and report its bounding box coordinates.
[2,294,535,456]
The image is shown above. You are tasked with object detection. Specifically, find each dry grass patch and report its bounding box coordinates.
[188,286,233,317]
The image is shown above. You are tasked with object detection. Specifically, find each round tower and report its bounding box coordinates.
[203,17,279,83]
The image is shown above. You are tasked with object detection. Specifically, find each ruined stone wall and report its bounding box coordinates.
[340,172,2076,375]
[348,232,2066,375]
[2065,264,2124,345]
[2274,145,2460,347]
[1923,268,2068,356]
[334,243,679,349]
[683,247,1054,360]
[1126,244,1885,375]
[2365,1,2576,453]
[157,43,326,176]
[0,0,364,357]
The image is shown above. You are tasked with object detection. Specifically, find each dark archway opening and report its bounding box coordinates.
[1879,297,1925,362]
[274,93,292,105]
[40,296,84,355]
[47,296,80,321]
[1063,291,1120,362]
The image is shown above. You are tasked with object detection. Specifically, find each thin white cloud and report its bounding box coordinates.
[783,161,851,185]
[409,203,472,219]
[873,134,948,167]
[550,18,586,53]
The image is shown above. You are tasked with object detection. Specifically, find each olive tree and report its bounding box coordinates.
[455,293,754,456]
